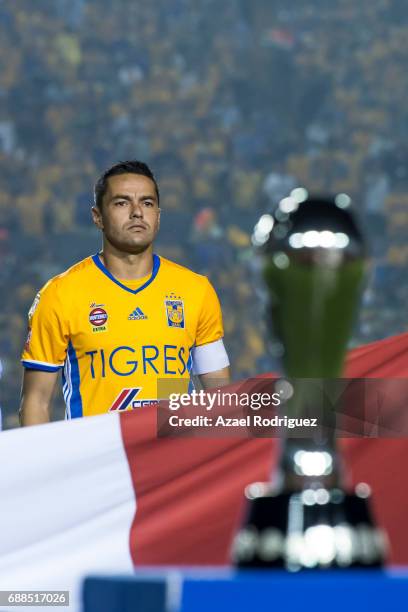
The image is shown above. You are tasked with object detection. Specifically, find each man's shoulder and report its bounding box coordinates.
[159,256,209,288]
[41,256,95,295]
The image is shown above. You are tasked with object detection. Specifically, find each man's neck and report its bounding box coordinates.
[99,245,154,280]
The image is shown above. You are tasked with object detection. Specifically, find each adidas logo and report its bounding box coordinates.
[128,307,148,321]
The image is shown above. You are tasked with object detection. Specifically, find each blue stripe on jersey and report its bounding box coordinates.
[22,360,62,373]
[91,253,161,295]
[187,347,193,374]
[62,384,68,400]
[62,359,71,419]
[188,346,195,393]
[67,342,83,418]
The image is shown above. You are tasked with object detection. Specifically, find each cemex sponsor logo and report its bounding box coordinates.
[109,387,158,411]
[128,307,148,320]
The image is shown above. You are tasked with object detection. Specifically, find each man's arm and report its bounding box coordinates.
[199,366,231,390]
[20,369,59,426]
[194,277,230,390]
[193,339,231,390]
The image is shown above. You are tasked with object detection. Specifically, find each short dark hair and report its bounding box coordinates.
[94,160,160,209]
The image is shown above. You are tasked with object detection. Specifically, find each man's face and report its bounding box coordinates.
[92,173,160,254]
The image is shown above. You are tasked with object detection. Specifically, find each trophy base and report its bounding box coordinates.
[232,483,386,570]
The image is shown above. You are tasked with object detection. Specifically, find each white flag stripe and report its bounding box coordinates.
[0,414,136,611]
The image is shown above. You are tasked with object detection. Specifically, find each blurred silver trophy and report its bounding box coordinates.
[233,191,387,570]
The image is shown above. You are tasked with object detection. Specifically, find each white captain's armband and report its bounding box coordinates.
[191,339,230,375]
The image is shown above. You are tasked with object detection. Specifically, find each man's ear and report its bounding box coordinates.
[91,206,103,230]
[157,207,161,230]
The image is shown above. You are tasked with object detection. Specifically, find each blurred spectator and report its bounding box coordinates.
[1,0,408,427]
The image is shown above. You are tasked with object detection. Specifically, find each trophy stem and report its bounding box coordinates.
[276,377,345,492]
[278,438,342,492]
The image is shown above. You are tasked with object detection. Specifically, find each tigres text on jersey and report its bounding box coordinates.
[21,254,226,418]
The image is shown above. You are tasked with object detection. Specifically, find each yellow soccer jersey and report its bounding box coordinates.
[21,254,224,418]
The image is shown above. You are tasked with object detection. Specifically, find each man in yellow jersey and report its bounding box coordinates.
[20,160,230,425]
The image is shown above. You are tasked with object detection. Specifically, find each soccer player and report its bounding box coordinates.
[20,160,230,425]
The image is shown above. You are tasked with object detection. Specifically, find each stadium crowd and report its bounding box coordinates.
[1,0,408,427]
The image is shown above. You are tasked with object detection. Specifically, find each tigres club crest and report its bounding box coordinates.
[165,295,185,328]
